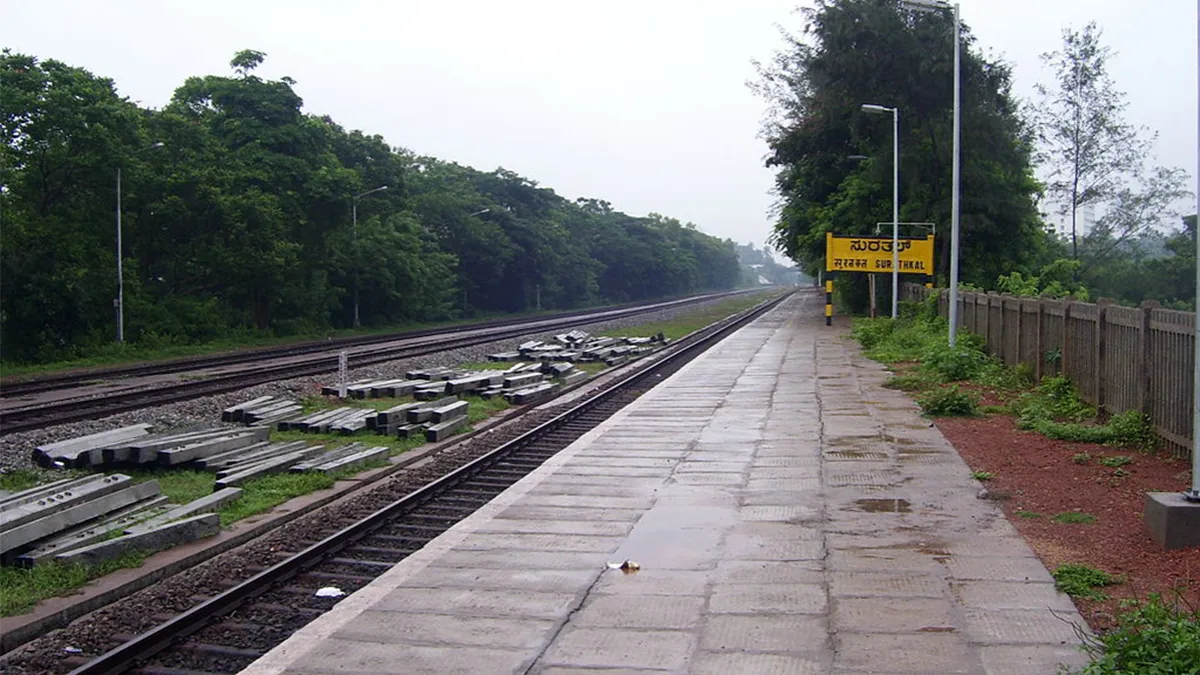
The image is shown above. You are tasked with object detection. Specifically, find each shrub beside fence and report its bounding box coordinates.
[903,285,1195,455]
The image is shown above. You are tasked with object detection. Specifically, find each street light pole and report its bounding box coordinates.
[115,141,164,343]
[948,2,962,346]
[1187,6,1199,502]
[351,185,388,328]
[862,104,900,319]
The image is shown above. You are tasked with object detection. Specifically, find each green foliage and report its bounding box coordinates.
[971,471,995,481]
[884,372,942,392]
[922,343,990,382]
[756,0,1050,290]
[0,552,147,617]
[1098,455,1133,469]
[851,318,896,350]
[1053,564,1120,601]
[1073,452,1093,465]
[917,385,979,417]
[1016,382,1156,449]
[0,49,741,365]
[218,472,336,526]
[974,362,1035,392]
[1016,510,1043,519]
[1052,512,1097,525]
[125,469,215,505]
[1107,411,1158,452]
[0,470,48,493]
[1013,377,1095,428]
[1073,594,1200,675]
[997,259,1090,300]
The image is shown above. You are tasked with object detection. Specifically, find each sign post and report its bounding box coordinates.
[823,233,936,325]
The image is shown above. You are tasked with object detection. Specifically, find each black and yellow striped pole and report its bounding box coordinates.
[824,279,834,326]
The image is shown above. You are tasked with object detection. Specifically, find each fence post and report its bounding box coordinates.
[1035,298,1045,382]
[982,294,991,352]
[1095,301,1108,415]
[1013,296,1023,367]
[1062,301,1073,378]
[1139,302,1156,417]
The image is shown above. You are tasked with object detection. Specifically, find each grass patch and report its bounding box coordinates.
[601,292,777,342]
[1073,593,1200,674]
[464,394,512,425]
[0,469,57,493]
[0,551,147,617]
[916,385,979,417]
[1098,455,1133,468]
[884,372,942,392]
[125,468,215,505]
[1016,510,1043,519]
[217,472,336,526]
[979,404,1009,415]
[570,362,608,376]
[971,471,995,481]
[1073,452,1093,465]
[1053,563,1121,601]
[1052,511,1097,525]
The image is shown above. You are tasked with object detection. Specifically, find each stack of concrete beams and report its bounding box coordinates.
[279,408,376,434]
[33,426,271,470]
[0,475,231,567]
[222,396,302,426]
[485,331,666,365]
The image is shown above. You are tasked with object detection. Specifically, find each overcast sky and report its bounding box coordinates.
[4,0,1196,254]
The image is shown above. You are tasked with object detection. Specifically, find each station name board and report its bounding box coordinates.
[825,233,935,274]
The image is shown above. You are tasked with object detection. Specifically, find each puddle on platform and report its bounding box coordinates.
[919,626,957,633]
[853,498,911,513]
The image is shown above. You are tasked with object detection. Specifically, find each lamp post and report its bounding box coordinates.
[1187,8,1199,502]
[115,141,165,343]
[351,185,389,328]
[902,0,961,345]
[862,104,900,319]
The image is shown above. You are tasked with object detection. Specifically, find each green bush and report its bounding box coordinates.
[917,385,979,417]
[883,372,942,391]
[974,361,1035,391]
[851,318,897,350]
[1073,594,1200,674]
[922,343,990,381]
[1054,563,1120,601]
[1107,410,1157,451]
[1013,376,1095,427]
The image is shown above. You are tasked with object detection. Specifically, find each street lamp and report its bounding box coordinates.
[115,141,165,343]
[351,185,388,328]
[862,103,900,319]
[901,0,961,345]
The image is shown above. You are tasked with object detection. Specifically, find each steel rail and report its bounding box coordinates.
[65,292,790,675]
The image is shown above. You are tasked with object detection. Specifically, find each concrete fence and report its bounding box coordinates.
[902,285,1195,455]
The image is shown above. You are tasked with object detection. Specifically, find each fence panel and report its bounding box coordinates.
[1018,298,1040,370]
[1065,303,1098,402]
[1102,306,1143,416]
[987,295,1004,359]
[1149,309,1194,451]
[1041,299,1067,378]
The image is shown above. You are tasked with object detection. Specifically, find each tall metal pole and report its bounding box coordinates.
[116,167,124,343]
[891,107,900,319]
[1188,1,1199,501]
[947,2,962,345]
[352,199,360,328]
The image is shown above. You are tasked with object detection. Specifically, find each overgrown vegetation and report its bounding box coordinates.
[916,385,979,417]
[1053,512,1098,525]
[1072,594,1200,674]
[1013,379,1156,451]
[1054,563,1121,601]
[0,551,148,617]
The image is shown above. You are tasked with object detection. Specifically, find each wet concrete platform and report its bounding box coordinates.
[243,293,1090,675]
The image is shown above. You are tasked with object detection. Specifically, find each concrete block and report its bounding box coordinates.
[446,375,491,394]
[155,426,271,465]
[33,424,154,468]
[562,370,588,387]
[1,480,162,554]
[382,380,420,397]
[425,416,470,442]
[0,477,101,513]
[315,408,359,433]
[367,379,408,398]
[1145,492,1200,550]
[479,386,505,400]
[131,488,243,532]
[487,352,522,362]
[215,452,309,488]
[311,446,389,475]
[321,380,373,397]
[414,383,451,400]
[395,423,427,439]
[55,513,220,567]
[507,382,560,405]
[221,396,275,422]
[407,397,459,423]
[431,401,469,423]
[503,372,543,389]
[329,410,374,434]
[16,496,171,565]
[195,441,302,471]
[1,474,134,531]
[290,407,348,432]
[290,443,366,472]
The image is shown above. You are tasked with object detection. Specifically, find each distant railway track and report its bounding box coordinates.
[61,291,791,675]
[0,291,760,436]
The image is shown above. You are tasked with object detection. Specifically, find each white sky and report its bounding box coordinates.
[4,0,1197,252]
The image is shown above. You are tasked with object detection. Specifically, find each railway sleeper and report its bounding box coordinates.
[342,544,416,561]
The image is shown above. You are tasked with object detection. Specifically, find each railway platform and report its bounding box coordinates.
[243,293,1090,675]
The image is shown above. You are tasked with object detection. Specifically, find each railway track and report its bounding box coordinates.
[62,291,790,675]
[0,291,756,435]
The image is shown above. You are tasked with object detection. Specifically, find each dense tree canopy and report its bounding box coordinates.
[755,0,1053,307]
[0,50,742,363]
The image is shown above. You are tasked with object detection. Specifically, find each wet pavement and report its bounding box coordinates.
[243,292,1090,675]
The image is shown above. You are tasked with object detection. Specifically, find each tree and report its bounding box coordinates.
[1036,22,1190,260]
[754,0,1049,310]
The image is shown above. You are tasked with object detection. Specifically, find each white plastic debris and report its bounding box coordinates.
[315,586,346,598]
[64,647,82,654]
[605,560,641,574]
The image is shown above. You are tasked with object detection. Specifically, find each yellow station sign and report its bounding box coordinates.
[825,233,935,274]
